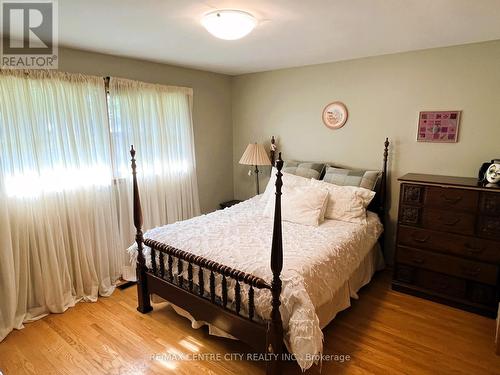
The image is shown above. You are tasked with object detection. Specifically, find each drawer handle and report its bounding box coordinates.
[464,243,484,254]
[412,234,430,243]
[461,268,480,277]
[440,194,462,204]
[438,217,460,226]
[437,281,449,290]
[411,258,425,265]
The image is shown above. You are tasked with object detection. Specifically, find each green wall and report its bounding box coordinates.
[232,40,500,261]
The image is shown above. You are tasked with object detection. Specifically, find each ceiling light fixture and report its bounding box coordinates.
[201,10,257,40]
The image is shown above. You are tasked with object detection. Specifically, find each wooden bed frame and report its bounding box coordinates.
[130,138,389,375]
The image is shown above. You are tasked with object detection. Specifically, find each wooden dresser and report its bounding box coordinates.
[393,173,500,317]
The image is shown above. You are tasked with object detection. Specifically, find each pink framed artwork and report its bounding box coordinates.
[417,111,461,143]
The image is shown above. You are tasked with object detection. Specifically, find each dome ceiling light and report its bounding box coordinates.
[201,10,257,40]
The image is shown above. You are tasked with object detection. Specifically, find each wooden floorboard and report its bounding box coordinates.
[1,271,499,374]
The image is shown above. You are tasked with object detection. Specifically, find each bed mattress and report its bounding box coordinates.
[128,195,383,370]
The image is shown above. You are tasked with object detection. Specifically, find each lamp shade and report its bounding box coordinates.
[239,143,271,166]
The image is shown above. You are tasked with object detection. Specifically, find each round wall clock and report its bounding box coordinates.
[322,101,348,130]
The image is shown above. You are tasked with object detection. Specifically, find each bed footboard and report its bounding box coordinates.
[130,146,285,375]
[143,237,272,349]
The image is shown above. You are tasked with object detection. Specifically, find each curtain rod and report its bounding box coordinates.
[6,72,191,95]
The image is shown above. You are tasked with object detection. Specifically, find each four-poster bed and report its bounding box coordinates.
[130,138,390,375]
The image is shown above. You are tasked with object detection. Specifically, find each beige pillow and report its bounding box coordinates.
[310,179,375,224]
[263,185,329,227]
[262,168,311,201]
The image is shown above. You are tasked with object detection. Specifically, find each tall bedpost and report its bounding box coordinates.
[266,152,284,375]
[269,136,276,170]
[130,145,152,314]
[379,138,390,249]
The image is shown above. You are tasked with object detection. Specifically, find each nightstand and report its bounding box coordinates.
[219,200,242,209]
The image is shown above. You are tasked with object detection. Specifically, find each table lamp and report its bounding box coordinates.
[239,142,271,195]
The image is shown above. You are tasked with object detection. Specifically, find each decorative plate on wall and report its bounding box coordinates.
[322,101,348,130]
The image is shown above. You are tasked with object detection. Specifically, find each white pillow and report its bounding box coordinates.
[262,167,311,201]
[309,179,375,224]
[263,185,329,227]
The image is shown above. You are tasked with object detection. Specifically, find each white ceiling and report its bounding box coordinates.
[54,0,500,75]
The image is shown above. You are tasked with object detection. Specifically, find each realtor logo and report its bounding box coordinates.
[1,0,58,69]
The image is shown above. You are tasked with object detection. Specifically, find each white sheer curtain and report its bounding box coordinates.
[0,70,123,341]
[0,72,200,341]
[108,78,200,280]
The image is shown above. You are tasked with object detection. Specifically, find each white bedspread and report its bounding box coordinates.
[128,195,383,370]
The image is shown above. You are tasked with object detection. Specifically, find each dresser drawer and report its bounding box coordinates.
[417,269,467,299]
[398,225,500,263]
[467,282,497,306]
[401,184,425,205]
[394,265,467,299]
[424,186,478,212]
[394,265,497,311]
[478,215,500,240]
[421,208,475,236]
[397,246,498,285]
[398,205,421,226]
[480,192,500,216]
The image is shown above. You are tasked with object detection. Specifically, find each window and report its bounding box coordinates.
[0,70,200,342]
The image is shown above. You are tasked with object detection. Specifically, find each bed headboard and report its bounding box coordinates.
[268,137,390,246]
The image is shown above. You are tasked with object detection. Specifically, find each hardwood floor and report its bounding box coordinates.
[1,271,499,375]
